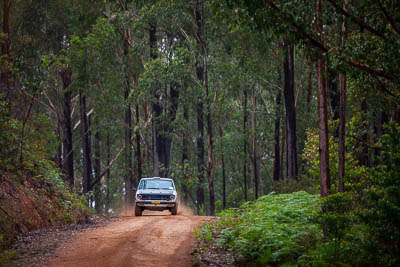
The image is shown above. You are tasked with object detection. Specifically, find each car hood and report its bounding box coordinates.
[137,189,176,195]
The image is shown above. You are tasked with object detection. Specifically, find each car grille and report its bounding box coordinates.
[141,194,170,200]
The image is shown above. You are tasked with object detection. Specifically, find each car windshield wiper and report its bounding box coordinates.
[146,187,159,189]
[160,188,172,190]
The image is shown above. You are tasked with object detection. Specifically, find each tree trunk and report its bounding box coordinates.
[243,87,248,201]
[150,24,160,177]
[124,34,133,207]
[196,104,205,214]
[106,133,111,212]
[1,0,11,104]
[80,89,92,195]
[206,84,214,215]
[135,103,142,183]
[204,41,214,215]
[61,68,74,189]
[280,115,286,180]
[317,61,330,197]
[252,93,259,199]
[283,43,298,180]
[195,0,205,214]
[124,88,133,207]
[317,0,330,198]
[306,62,313,114]
[219,126,226,209]
[182,96,189,204]
[94,117,102,213]
[273,90,281,181]
[338,0,348,193]
[152,122,159,176]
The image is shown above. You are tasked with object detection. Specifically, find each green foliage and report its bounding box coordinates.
[201,191,321,265]
[0,96,59,173]
[307,193,358,266]
[301,122,368,193]
[358,122,400,266]
[301,122,400,266]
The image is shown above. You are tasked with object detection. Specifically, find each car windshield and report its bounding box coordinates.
[139,180,174,190]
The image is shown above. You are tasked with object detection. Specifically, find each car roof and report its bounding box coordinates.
[140,177,173,181]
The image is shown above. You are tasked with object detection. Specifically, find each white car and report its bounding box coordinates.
[135,177,178,216]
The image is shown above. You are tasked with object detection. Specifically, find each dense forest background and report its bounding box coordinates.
[1,0,399,265]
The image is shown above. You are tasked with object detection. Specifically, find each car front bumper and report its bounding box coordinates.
[135,200,176,208]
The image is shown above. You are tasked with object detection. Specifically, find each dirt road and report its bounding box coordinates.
[46,210,212,267]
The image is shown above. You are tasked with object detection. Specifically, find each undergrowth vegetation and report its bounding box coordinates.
[198,191,321,266]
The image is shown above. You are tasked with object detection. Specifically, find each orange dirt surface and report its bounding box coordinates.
[46,210,212,267]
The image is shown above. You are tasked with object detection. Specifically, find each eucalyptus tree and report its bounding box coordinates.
[10,0,103,189]
[283,43,298,181]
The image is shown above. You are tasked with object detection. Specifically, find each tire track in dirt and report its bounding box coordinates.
[46,210,212,267]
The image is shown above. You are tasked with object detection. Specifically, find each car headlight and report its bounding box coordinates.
[169,195,175,200]
[137,194,142,199]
